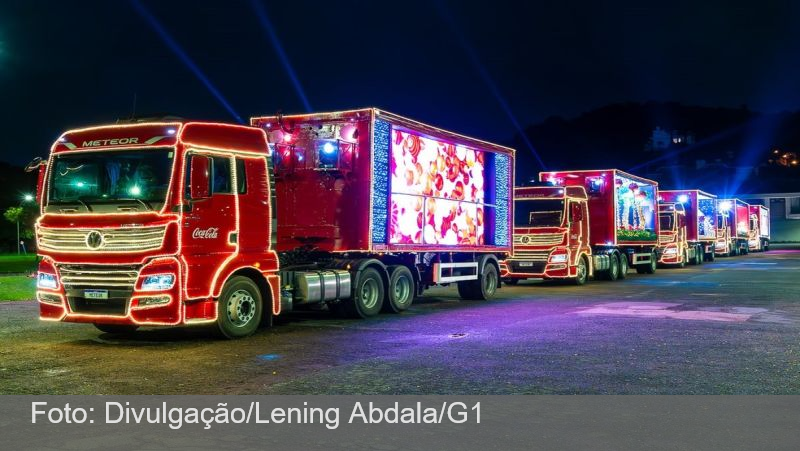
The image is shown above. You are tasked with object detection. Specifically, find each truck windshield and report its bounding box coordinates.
[514,199,564,227]
[659,213,674,231]
[48,148,174,211]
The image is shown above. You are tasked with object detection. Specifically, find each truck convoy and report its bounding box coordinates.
[658,189,718,265]
[500,169,659,285]
[29,109,514,338]
[28,108,772,337]
[748,204,770,252]
[716,198,750,256]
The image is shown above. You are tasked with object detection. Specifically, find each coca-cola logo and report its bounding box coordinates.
[192,227,219,239]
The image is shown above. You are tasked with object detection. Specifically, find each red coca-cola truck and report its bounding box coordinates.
[715,198,749,256]
[500,169,659,285]
[747,204,770,252]
[29,109,514,338]
[658,190,718,264]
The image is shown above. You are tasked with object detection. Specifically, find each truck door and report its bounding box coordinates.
[567,200,588,263]
[182,152,238,299]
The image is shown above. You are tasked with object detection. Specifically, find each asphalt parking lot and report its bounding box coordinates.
[1,247,799,395]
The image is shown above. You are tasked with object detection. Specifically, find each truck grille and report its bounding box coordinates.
[38,225,167,252]
[509,251,549,261]
[658,234,675,245]
[513,232,564,246]
[58,264,140,289]
[59,264,140,316]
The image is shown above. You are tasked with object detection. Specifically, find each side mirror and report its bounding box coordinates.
[25,157,47,204]
[570,203,583,222]
[25,157,44,173]
[189,155,211,199]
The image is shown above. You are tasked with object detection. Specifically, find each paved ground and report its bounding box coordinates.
[1,247,799,395]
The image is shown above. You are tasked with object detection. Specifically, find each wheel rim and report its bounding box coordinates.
[484,268,497,295]
[227,289,256,327]
[360,278,379,310]
[577,259,587,281]
[393,276,412,305]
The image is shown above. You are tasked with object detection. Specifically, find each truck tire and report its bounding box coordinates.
[383,265,415,313]
[706,250,715,262]
[94,324,138,335]
[695,246,703,265]
[763,240,769,251]
[346,267,384,318]
[603,253,620,281]
[458,262,498,300]
[679,250,686,268]
[216,276,263,339]
[572,256,589,285]
[617,253,628,280]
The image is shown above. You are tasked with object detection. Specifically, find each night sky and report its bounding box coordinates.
[1,0,799,166]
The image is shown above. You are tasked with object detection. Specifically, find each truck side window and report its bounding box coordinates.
[211,156,232,194]
[235,158,247,194]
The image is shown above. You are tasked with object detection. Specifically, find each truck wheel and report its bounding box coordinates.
[216,276,262,339]
[346,267,384,318]
[617,253,628,280]
[679,250,686,268]
[572,256,589,285]
[602,253,619,281]
[458,262,498,300]
[706,250,715,262]
[94,324,139,335]
[763,241,769,251]
[383,265,415,313]
[695,246,704,265]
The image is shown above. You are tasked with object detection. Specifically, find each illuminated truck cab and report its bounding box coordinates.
[33,121,281,337]
[656,202,704,266]
[501,185,592,284]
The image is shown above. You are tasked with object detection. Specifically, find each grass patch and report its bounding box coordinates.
[0,254,38,274]
[0,275,36,301]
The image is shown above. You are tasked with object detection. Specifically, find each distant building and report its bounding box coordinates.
[645,127,695,152]
[742,192,800,242]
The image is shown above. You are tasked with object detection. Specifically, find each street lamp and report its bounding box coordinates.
[17,194,34,254]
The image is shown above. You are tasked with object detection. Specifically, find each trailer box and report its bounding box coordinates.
[541,169,659,246]
[251,109,514,255]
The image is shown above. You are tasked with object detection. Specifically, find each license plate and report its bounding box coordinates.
[84,290,108,300]
[518,262,534,267]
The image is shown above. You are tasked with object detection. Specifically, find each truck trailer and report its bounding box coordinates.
[500,169,659,285]
[659,189,717,263]
[747,204,770,252]
[716,198,749,256]
[30,109,515,338]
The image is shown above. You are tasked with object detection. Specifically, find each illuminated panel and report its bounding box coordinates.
[493,153,511,246]
[388,127,486,245]
[613,173,657,241]
[371,119,391,244]
[697,194,717,240]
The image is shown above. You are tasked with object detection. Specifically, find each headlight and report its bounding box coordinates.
[549,253,568,263]
[140,274,175,291]
[37,273,58,289]
[664,247,678,255]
